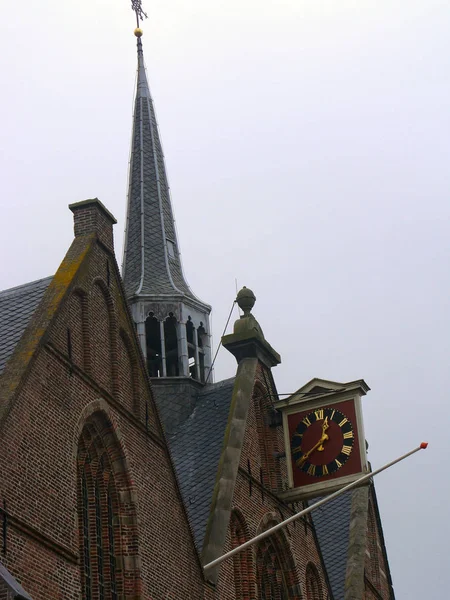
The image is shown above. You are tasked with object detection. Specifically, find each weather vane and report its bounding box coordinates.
[131,0,148,27]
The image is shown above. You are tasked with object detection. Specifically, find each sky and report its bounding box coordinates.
[1,0,449,596]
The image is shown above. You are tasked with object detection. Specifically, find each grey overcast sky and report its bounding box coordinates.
[1,0,449,596]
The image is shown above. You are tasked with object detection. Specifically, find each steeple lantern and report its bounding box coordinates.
[122,28,212,383]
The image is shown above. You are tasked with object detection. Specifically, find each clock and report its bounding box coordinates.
[276,378,369,502]
[291,407,355,478]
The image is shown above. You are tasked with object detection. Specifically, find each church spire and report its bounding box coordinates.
[122,27,212,382]
[122,30,199,301]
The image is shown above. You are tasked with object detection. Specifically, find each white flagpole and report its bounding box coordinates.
[204,442,428,572]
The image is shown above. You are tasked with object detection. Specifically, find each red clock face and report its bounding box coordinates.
[288,399,362,488]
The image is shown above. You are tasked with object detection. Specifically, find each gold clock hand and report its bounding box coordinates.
[318,416,329,452]
[297,433,329,466]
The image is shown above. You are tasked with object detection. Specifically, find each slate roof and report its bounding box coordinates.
[168,377,235,550]
[309,490,353,600]
[0,277,52,375]
[166,374,357,591]
[122,38,204,305]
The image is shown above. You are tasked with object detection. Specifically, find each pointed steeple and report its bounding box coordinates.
[123,33,200,301]
[122,30,212,382]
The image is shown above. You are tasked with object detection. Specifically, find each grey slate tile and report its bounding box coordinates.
[0,276,52,374]
[309,490,353,600]
[122,47,202,303]
[167,377,235,551]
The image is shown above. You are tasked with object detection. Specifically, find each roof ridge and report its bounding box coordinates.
[0,276,53,299]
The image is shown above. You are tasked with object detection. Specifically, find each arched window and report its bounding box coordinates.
[186,316,196,378]
[81,471,92,600]
[305,563,323,600]
[257,540,289,600]
[77,412,140,600]
[197,322,207,382]
[145,312,162,377]
[164,313,179,376]
[107,482,117,600]
[230,510,255,599]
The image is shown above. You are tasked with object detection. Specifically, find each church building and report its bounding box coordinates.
[0,24,395,600]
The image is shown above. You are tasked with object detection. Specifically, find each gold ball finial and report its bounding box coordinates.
[134,27,143,37]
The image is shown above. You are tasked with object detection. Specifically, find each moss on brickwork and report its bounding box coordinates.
[0,234,95,428]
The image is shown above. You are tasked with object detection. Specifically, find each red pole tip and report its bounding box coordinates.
[420,442,428,449]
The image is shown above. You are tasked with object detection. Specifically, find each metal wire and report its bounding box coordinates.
[204,300,236,385]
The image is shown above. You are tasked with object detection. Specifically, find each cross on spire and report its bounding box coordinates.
[131,0,148,27]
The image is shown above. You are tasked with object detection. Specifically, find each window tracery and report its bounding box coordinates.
[257,540,289,600]
[78,420,122,600]
[81,471,92,600]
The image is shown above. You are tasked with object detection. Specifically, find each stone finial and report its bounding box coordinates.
[236,287,256,316]
[222,286,281,368]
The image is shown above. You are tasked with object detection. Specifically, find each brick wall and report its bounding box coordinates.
[212,363,331,600]
[0,231,204,599]
[0,199,390,599]
[69,198,116,253]
[363,497,392,599]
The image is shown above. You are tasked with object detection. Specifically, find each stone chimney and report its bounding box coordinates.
[69,198,117,253]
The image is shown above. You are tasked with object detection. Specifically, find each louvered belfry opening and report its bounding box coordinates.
[141,310,210,381]
[145,313,162,377]
[164,314,179,376]
[186,317,195,378]
[197,322,207,382]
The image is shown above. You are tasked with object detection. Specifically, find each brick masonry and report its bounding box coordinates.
[0,203,204,599]
[210,363,331,600]
[0,200,393,599]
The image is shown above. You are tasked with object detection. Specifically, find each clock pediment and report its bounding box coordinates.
[298,378,347,394]
[278,377,370,409]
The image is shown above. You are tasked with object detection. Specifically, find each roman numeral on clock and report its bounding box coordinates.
[307,464,316,476]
